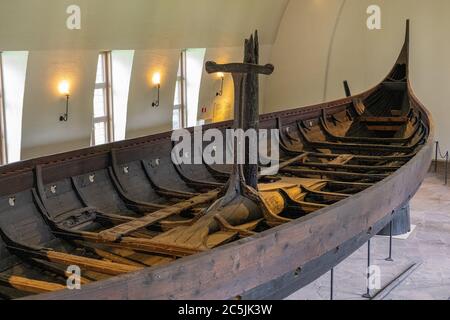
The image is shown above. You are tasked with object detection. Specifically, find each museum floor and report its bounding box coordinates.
[287,171,450,300]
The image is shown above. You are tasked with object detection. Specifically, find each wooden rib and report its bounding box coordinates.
[302,134,412,152]
[281,167,388,180]
[279,137,415,162]
[329,155,354,164]
[297,123,417,152]
[291,201,328,213]
[294,162,401,172]
[141,159,200,198]
[320,115,421,144]
[0,274,65,294]
[214,215,259,237]
[307,152,414,162]
[108,166,169,212]
[360,116,408,123]
[98,190,219,242]
[156,189,196,200]
[326,180,374,189]
[278,153,309,170]
[366,125,402,132]
[302,186,349,201]
[173,159,224,189]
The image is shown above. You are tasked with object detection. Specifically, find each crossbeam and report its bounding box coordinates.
[98,190,219,242]
[0,274,65,294]
[56,231,201,257]
[9,246,142,276]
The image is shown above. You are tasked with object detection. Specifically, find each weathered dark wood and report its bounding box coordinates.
[243,31,260,189]
[343,80,352,97]
[205,61,274,75]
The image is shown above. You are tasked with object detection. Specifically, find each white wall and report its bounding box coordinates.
[126,49,181,139]
[265,0,450,152]
[0,0,289,50]
[198,45,272,123]
[21,50,99,159]
[112,50,135,142]
[0,0,289,160]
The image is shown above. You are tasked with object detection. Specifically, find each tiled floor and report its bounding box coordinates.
[287,173,450,300]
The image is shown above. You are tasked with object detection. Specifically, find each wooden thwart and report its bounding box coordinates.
[0,274,65,294]
[9,246,142,276]
[98,190,219,242]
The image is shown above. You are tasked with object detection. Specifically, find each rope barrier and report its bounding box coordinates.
[434,141,449,185]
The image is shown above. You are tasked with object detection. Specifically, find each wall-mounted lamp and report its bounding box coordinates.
[151,72,161,107]
[216,72,224,97]
[58,80,70,121]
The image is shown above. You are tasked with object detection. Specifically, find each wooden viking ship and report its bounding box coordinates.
[0,21,433,300]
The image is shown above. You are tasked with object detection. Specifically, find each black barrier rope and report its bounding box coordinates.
[434,141,449,185]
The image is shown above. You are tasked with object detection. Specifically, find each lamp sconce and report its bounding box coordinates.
[58,80,70,122]
[216,72,224,97]
[151,72,161,107]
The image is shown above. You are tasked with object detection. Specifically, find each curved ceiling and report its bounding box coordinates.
[0,0,289,50]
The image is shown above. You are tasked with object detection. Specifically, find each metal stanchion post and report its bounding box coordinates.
[445,153,449,186]
[386,221,394,262]
[435,141,439,173]
[362,240,372,299]
[330,268,334,301]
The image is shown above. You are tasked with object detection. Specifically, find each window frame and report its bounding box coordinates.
[91,51,114,146]
[173,50,187,129]
[0,53,6,164]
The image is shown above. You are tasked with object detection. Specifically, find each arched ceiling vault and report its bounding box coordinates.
[0,0,290,50]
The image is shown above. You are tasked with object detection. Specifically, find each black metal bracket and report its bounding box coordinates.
[343,80,352,98]
[59,95,70,122]
[216,75,224,96]
[152,84,160,107]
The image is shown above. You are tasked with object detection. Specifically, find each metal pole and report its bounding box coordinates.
[386,221,394,262]
[362,240,372,299]
[330,268,334,300]
[435,141,439,173]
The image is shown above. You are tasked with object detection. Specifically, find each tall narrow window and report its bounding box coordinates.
[92,52,113,146]
[92,51,134,145]
[1,51,28,163]
[173,48,206,129]
[173,51,186,130]
[111,50,134,142]
[0,53,6,165]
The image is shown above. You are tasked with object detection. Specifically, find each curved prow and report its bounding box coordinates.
[385,19,409,82]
